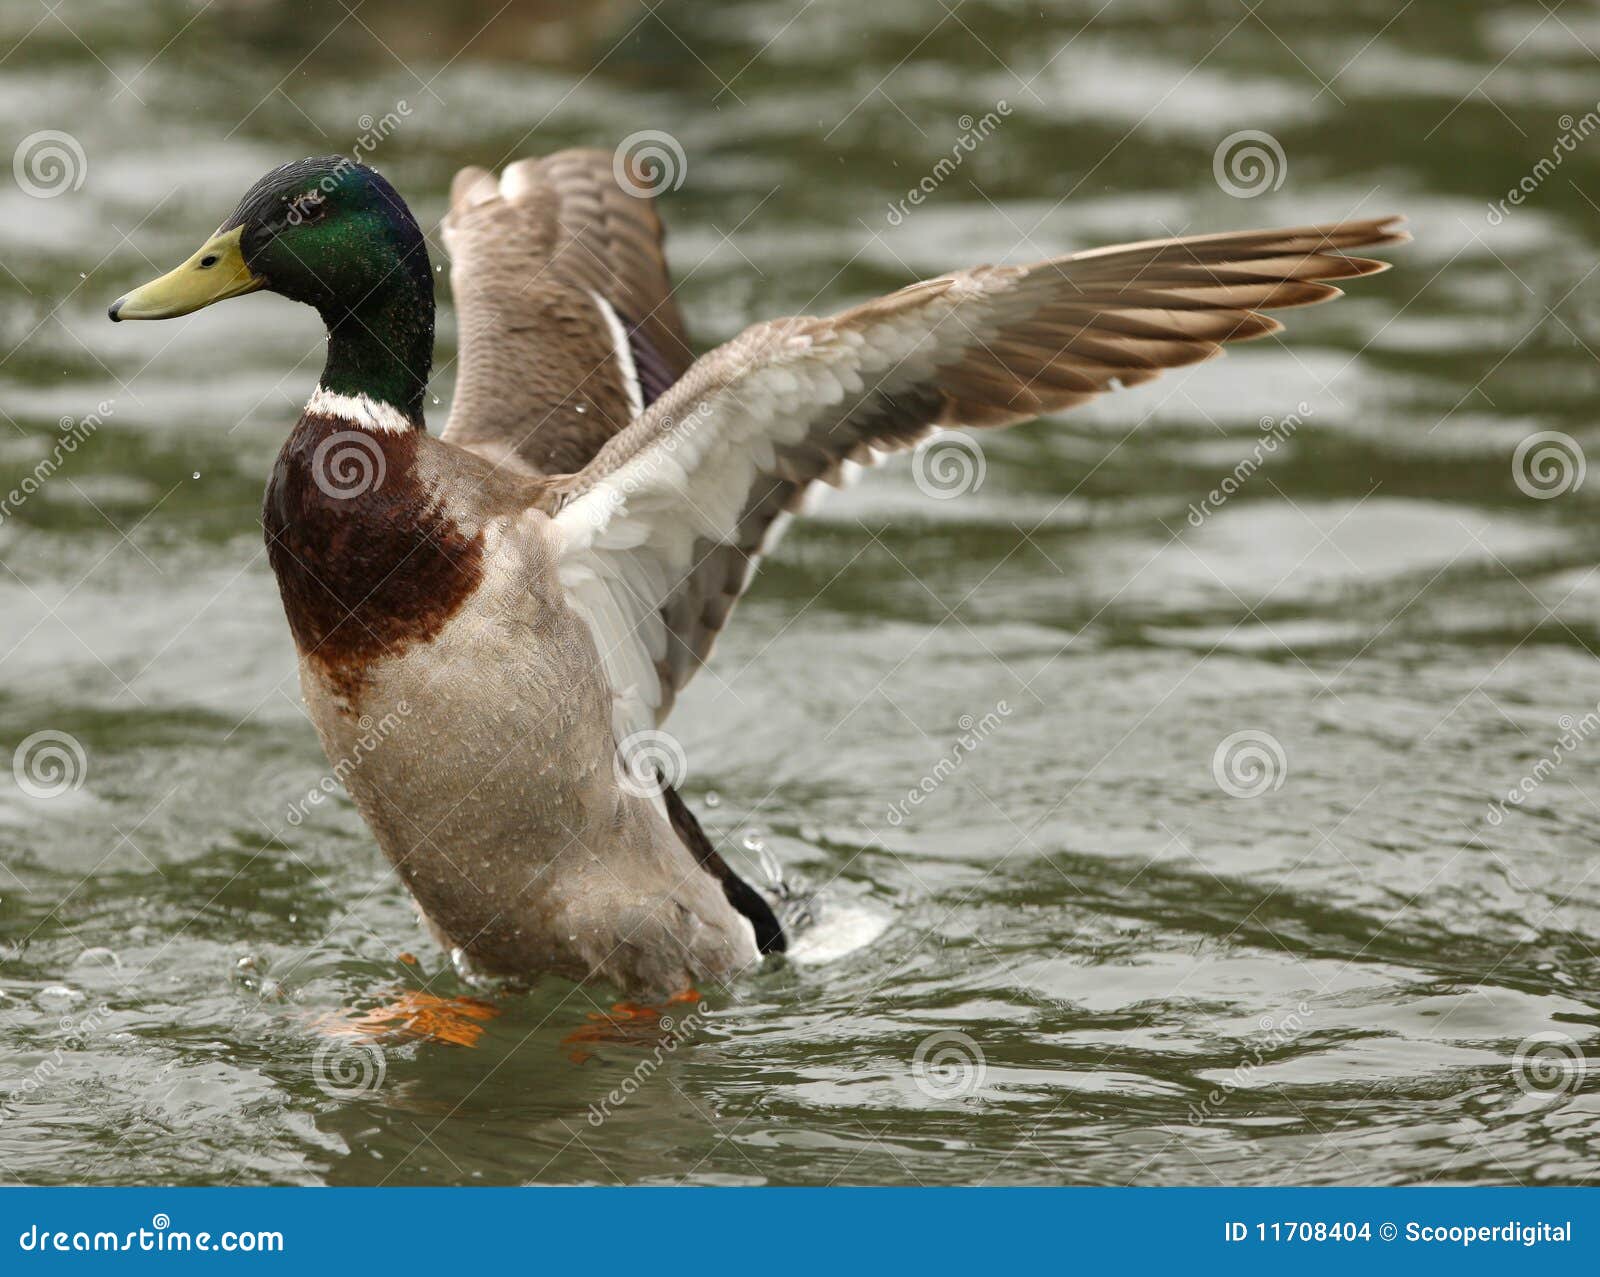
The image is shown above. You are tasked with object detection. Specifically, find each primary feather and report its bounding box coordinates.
[532,214,1407,744]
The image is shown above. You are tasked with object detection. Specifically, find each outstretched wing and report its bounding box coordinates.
[440,148,694,476]
[549,217,1409,741]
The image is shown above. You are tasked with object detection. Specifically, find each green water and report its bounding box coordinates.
[2,0,1598,1186]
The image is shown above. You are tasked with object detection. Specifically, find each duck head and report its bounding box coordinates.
[108,156,435,423]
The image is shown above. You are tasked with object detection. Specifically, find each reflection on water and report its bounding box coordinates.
[1,0,1598,1185]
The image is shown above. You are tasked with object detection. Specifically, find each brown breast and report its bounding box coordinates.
[262,415,485,705]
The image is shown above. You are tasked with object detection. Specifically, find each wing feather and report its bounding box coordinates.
[548,217,1408,742]
[440,148,694,476]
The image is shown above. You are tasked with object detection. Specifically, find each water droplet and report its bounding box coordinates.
[75,947,120,969]
[191,471,201,480]
[742,831,765,853]
[254,977,286,1002]
[704,790,720,808]
[229,956,263,994]
[78,272,87,280]
[36,985,84,1011]
[574,403,588,414]
[431,396,440,405]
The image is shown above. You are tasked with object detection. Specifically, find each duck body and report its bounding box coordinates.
[108,149,1406,998]
[264,395,762,993]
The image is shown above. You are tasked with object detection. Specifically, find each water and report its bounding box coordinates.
[3,0,1598,1186]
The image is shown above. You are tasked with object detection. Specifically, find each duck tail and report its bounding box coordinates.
[662,784,787,955]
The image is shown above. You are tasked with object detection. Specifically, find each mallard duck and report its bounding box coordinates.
[108,149,1405,998]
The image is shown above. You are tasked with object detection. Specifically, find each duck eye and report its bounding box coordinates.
[199,254,219,268]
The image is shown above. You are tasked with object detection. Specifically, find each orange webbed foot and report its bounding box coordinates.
[562,988,703,1063]
[313,988,501,1048]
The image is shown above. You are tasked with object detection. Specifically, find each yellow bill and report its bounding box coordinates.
[107,225,264,321]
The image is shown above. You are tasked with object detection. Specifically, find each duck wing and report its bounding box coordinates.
[546,217,1409,743]
[440,147,694,476]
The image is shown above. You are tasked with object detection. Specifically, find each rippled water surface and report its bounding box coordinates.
[3,0,1599,1186]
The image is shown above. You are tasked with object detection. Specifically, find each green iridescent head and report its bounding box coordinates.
[109,156,435,419]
